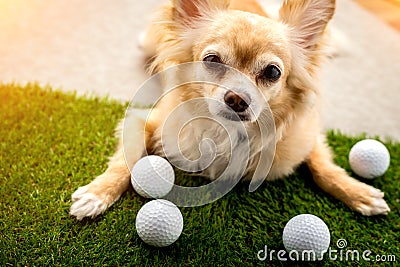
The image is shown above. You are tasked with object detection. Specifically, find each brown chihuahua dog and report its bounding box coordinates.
[70,0,389,220]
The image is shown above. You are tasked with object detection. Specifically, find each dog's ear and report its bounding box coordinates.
[279,0,335,49]
[172,0,230,25]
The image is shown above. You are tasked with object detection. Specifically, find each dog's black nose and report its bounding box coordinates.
[224,90,250,113]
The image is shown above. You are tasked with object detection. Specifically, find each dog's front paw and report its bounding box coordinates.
[351,185,390,216]
[70,185,108,220]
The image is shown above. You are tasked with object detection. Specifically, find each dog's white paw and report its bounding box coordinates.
[70,185,108,220]
[354,187,390,216]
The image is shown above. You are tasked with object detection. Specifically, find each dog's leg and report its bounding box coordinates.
[70,113,147,220]
[307,136,390,216]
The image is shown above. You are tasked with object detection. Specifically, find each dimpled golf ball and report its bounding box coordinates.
[131,155,175,198]
[283,214,330,260]
[135,199,183,247]
[349,139,390,179]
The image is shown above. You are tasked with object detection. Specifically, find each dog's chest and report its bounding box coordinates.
[153,118,259,180]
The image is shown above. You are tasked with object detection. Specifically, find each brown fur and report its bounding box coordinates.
[70,0,389,220]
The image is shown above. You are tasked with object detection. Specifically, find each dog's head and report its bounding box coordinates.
[154,0,335,124]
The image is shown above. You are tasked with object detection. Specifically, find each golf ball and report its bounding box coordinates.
[349,139,390,179]
[282,214,330,260]
[131,155,175,198]
[135,199,183,247]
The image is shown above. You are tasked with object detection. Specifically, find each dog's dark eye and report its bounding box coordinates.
[202,54,226,76]
[262,64,281,82]
[203,54,222,64]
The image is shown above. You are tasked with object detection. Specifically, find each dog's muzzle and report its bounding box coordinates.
[220,90,252,121]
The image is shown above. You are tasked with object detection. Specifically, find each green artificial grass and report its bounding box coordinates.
[0,83,399,266]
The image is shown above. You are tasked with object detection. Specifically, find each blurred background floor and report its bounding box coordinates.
[0,0,399,140]
[355,0,400,30]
